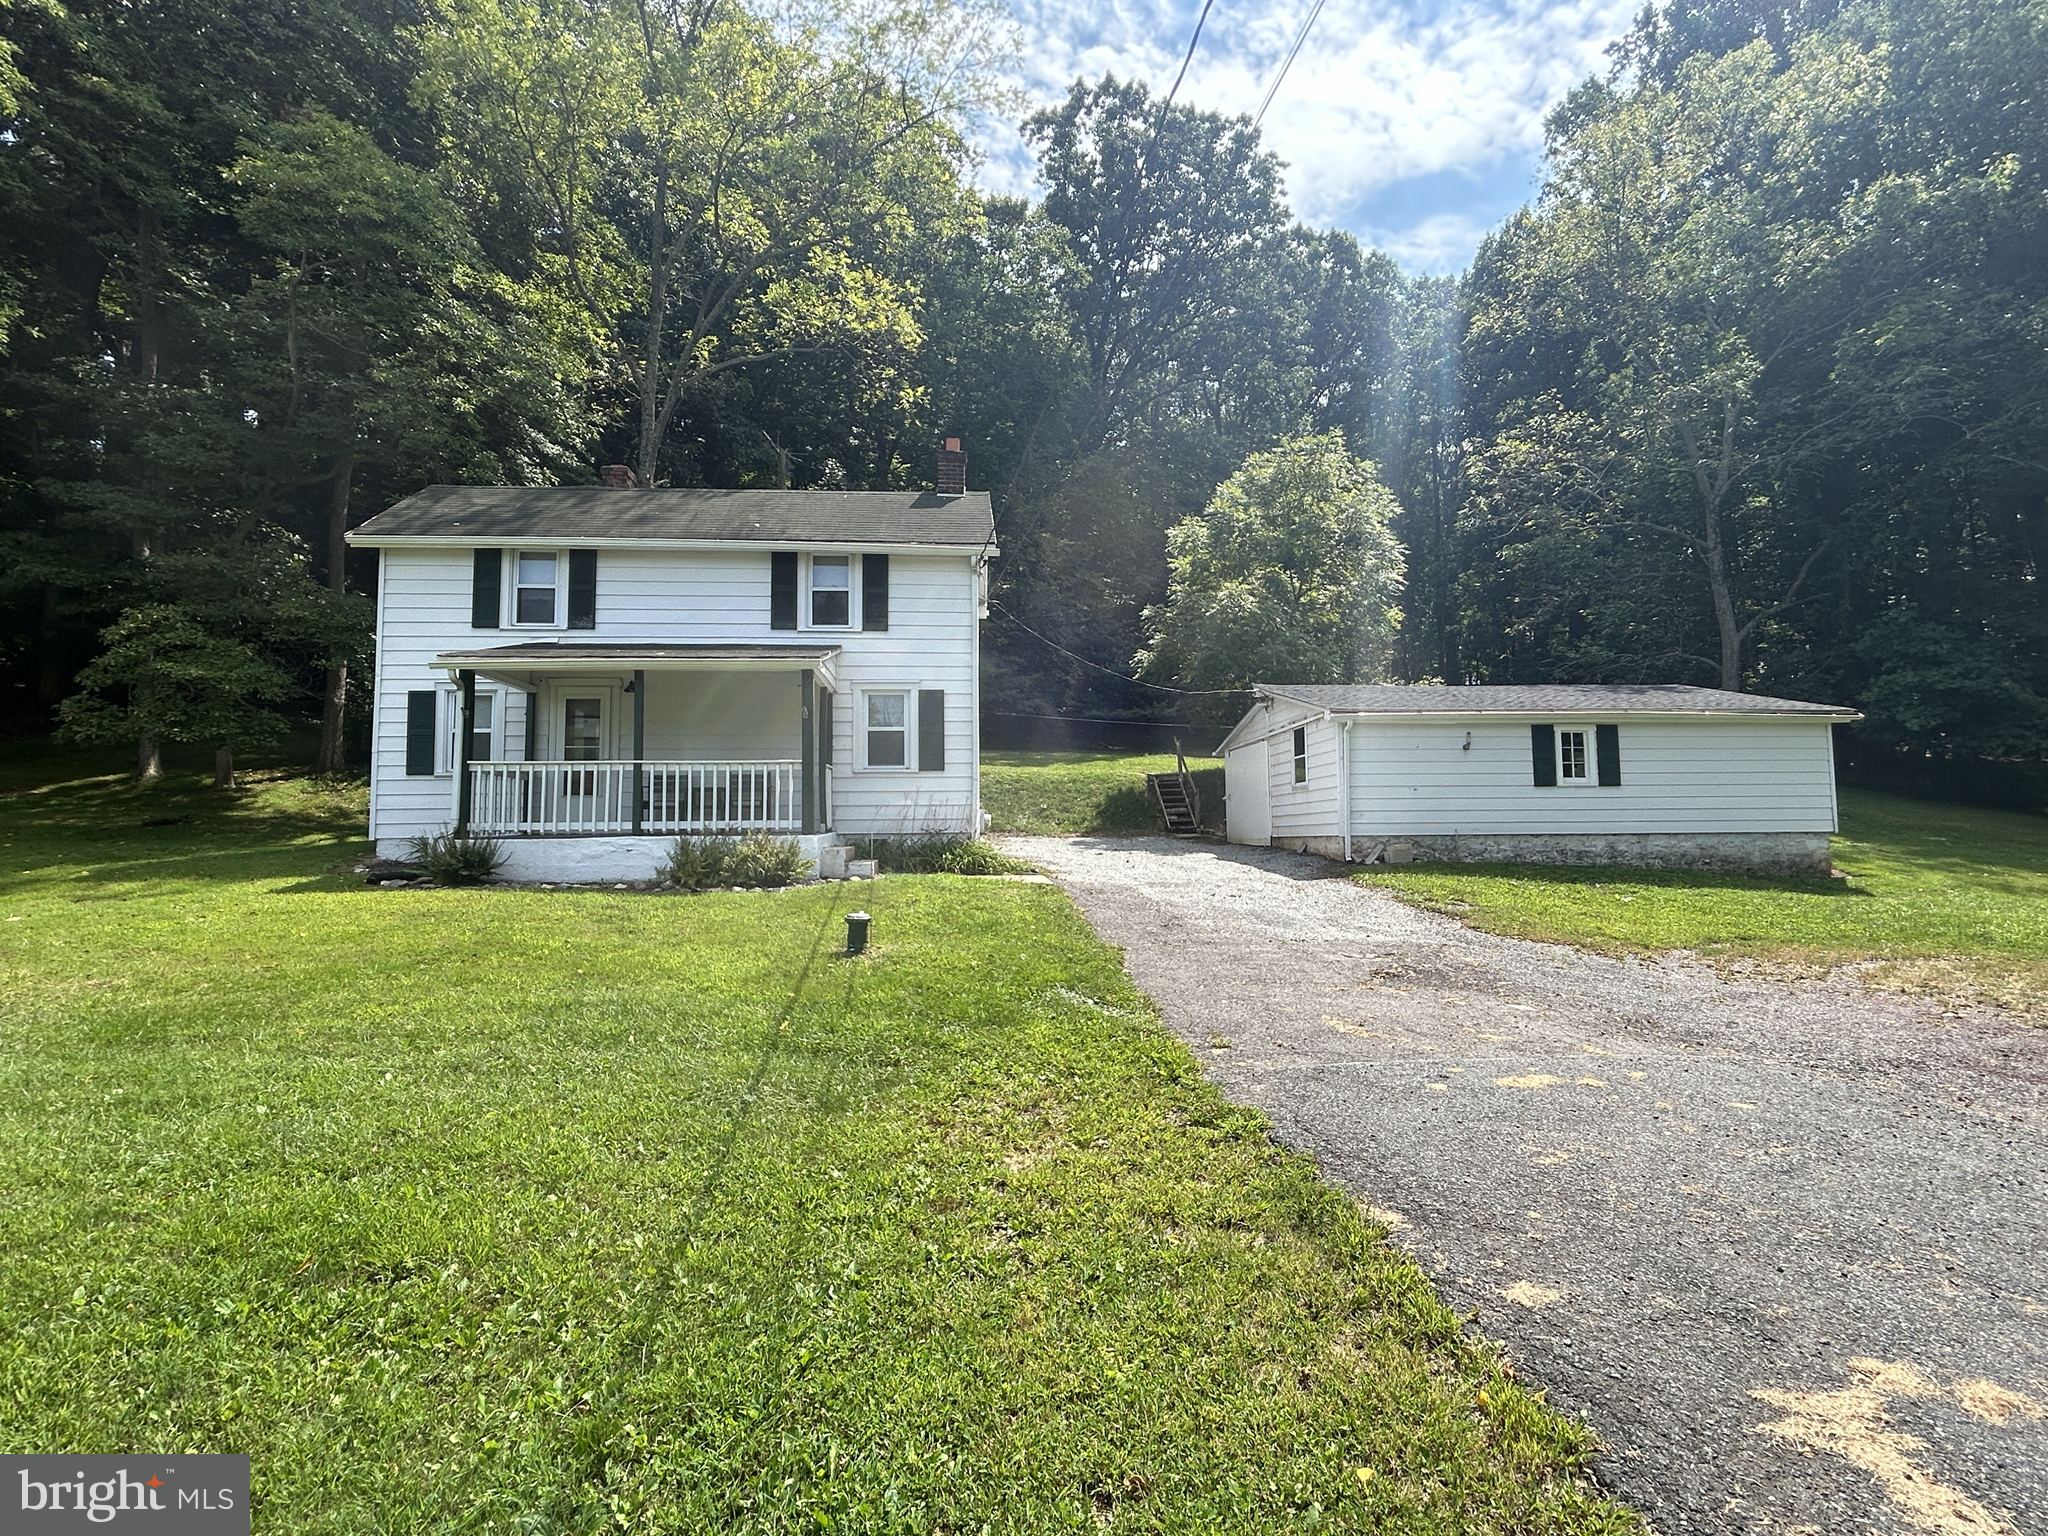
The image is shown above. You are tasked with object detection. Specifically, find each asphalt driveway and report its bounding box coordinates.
[1004,835,2048,1536]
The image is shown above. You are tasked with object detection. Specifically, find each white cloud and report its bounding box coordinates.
[1361,211,1501,272]
[970,0,1639,267]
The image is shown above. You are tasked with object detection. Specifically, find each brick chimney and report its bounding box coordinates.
[936,436,966,497]
[598,464,637,488]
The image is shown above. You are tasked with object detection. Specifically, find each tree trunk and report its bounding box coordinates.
[315,455,355,775]
[1675,401,1747,691]
[316,661,349,775]
[637,171,673,487]
[36,583,66,711]
[214,745,235,789]
[137,733,162,783]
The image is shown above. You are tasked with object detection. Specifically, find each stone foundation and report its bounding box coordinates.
[1307,830,1835,877]
[1266,831,1833,876]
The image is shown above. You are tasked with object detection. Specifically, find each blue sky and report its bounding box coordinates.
[971,0,1640,272]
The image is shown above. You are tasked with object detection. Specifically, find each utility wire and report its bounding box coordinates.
[991,599,1254,696]
[1163,0,1219,107]
[1254,0,1326,126]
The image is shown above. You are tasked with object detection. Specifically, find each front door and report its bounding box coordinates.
[537,683,618,825]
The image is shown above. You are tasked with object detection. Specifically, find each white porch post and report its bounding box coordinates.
[800,668,816,835]
[631,668,646,835]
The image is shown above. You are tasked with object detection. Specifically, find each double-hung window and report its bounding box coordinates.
[446,691,495,770]
[810,555,852,627]
[864,691,908,767]
[514,553,559,625]
[1292,726,1308,785]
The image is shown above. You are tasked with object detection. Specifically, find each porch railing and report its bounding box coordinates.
[464,760,804,836]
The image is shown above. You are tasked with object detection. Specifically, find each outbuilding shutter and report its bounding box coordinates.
[770,552,798,630]
[862,553,889,631]
[1530,723,1557,787]
[917,689,945,771]
[471,549,502,628]
[568,550,597,629]
[406,691,437,775]
[1596,723,1621,786]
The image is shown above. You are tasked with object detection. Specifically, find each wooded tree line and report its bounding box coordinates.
[1,0,2040,774]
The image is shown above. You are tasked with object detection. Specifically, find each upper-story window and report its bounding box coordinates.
[810,555,851,627]
[514,552,560,625]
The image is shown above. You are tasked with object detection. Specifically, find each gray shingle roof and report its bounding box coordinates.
[1262,683,1858,717]
[349,484,995,548]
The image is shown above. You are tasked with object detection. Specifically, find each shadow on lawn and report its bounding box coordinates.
[0,742,369,892]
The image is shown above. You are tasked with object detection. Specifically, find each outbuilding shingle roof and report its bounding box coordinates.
[1261,683,1857,717]
[348,484,996,548]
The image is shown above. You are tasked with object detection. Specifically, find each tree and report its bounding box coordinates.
[57,606,294,783]
[228,108,590,770]
[1026,77,1295,454]
[418,0,1002,485]
[1137,432,1404,707]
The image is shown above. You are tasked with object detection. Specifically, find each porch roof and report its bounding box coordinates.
[433,641,839,689]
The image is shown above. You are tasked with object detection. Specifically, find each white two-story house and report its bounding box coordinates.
[347,453,994,880]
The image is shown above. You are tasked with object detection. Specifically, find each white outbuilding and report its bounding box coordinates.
[1216,684,1862,876]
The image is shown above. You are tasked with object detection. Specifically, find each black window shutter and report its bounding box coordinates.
[770,552,798,630]
[917,689,945,771]
[406,691,437,775]
[1596,723,1621,786]
[862,553,889,631]
[524,692,539,761]
[568,549,597,629]
[1531,724,1557,787]
[471,549,502,628]
[817,687,834,765]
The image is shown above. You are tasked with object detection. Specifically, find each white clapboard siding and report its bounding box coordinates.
[1267,703,1345,839]
[1345,717,1839,835]
[823,557,979,836]
[368,545,980,843]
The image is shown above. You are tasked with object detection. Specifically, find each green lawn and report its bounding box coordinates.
[1354,789,2048,1016]
[982,749,1224,835]
[0,744,1633,1534]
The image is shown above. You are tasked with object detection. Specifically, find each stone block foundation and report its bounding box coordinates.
[1273,831,1833,877]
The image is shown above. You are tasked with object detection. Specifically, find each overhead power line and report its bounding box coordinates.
[1255,0,1327,127]
[991,600,1253,696]
[1163,0,1219,108]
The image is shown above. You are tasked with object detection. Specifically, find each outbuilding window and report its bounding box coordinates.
[1532,722,1622,787]
[1557,728,1590,783]
[1292,726,1308,785]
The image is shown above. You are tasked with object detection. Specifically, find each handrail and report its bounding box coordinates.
[465,759,803,836]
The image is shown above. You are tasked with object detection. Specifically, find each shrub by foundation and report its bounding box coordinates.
[407,834,506,885]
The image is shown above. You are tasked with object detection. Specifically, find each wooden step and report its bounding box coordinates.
[1145,771,1201,833]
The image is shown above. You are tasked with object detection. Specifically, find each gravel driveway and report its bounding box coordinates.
[1003,835,2048,1536]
